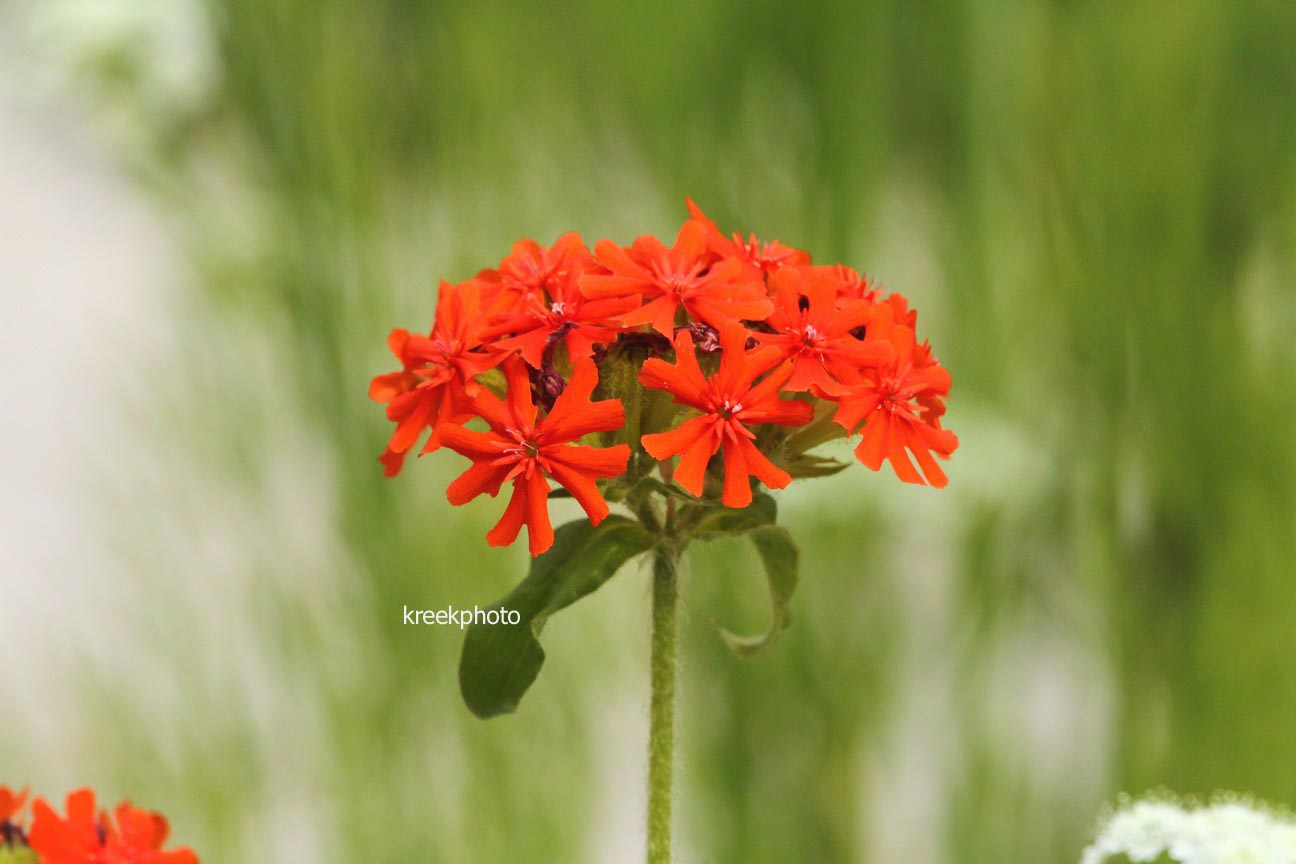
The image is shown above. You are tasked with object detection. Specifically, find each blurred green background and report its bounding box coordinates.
[2,0,1294,861]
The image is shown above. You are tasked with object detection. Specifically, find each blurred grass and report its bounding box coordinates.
[5,0,1296,861]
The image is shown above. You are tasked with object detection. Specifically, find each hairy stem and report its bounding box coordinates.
[647,540,680,864]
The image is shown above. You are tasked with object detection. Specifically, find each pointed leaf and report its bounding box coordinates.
[714,525,799,658]
[783,453,851,479]
[459,516,655,718]
[686,491,777,538]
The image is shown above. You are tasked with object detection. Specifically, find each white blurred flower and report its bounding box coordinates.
[1082,795,1296,864]
[4,0,217,127]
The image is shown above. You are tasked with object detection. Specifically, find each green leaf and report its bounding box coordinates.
[784,400,848,453]
[459,516,655,718]
[629,475,696,501]
[686,491,778,538]
[783,453,852,479]
[713,525,800,658]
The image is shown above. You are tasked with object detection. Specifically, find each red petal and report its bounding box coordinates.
[673,423,720,497]
[523,470,554,556]
[379,448,407,477]
[470,387,512,433]
[638,330,709,407]
[739,395,813,427]
[782,356,836,393]
[369,370,412,402]
[502,358,536,427]
[853,412,891,471]
[542,360,626,442]
[909,437,950,488]
[832,390,882,433]
[886,426,925,485]
[447,460,514,505]
[437,424,507,460]
[387,394,434,453]
[486,482,528,548]
[618,294,678,336]
[670,220,708,271]
[580,272,648,299]
[641,415,713,461]
[546,443,631,479]
[738,358,796,409]
[591,239,648,281]
[546,460,611,524]
[387,328,412,359]
[739,435,792,491]
[496,329,550,369]
[721,437,753,508]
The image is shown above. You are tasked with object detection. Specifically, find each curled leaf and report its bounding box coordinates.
[713,525,799,658]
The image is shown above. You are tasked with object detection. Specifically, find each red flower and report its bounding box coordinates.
[801,263,880,305]
[485,267,638,368]
[639,322,814,508]
[754,267,894,394]
[1,785,28,823]
[438,358,631,556]
[685,198,811,275]
[29,789,198,864]
[477,232,593,309]
[825,319,958,487]
[369,280,503,476]
[580,222,773,336]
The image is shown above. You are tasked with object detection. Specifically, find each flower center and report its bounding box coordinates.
[431,337,463,360]
[719,399,743,418]
[504,428,540,459]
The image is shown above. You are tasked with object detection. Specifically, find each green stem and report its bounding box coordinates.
[647,540,680,864]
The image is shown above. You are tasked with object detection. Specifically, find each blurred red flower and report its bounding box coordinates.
[29,789,198,864]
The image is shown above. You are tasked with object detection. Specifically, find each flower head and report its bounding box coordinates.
[369,279,504,476]
[794,263,881,305]
[686,198,811,275]
[0,786,28,825]
[374,198,958,557]
[640,322,814,507]
[29,789,198,864]
[478,232,593,308]
[580,221,772,336]
[2,785,29,848]
[1081,794,1296,864]
[755,267,894,394]
[439,358,631,555]
[822,311,958,487]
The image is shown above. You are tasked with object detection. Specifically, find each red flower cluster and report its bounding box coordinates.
[372,200,957,555]
[1,786,197,864]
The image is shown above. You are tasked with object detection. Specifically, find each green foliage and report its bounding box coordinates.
[459,516,655,717]
[713,525,800,658]
[683,490,778,538]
